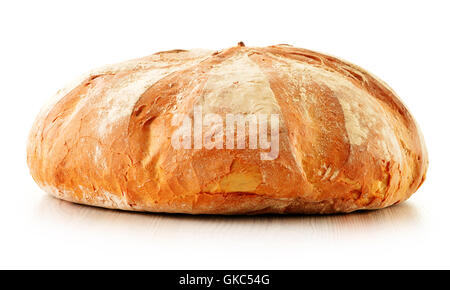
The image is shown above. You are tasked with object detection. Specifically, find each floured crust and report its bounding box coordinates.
[27,44,428,214]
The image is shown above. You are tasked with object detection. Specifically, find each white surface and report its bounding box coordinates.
[0,0,449,269]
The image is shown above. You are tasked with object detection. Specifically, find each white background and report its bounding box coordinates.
[0,0,449,269]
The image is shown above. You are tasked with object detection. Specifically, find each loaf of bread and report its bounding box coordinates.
[27,43,428,214]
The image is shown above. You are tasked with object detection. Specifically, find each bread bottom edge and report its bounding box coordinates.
[41,185,402,215]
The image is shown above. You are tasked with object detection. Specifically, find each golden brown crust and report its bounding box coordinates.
[27,44,428,214]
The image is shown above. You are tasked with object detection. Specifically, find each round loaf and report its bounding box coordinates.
[27,43,428,214]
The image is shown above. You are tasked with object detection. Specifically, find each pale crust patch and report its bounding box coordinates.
[200,53,281,115]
